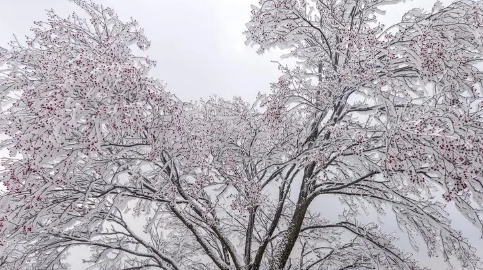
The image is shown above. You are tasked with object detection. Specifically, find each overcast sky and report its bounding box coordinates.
[1,0,482,269]
[0,0,456,102]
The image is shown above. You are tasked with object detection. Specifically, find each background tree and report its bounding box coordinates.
[1,0,483,270]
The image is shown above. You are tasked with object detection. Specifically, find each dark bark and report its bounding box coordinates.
[268,197,311,270]
[268,162,316,270]
[244,206,257,264]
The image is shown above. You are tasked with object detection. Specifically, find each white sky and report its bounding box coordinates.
[1,0,283,102]
[1,0,482,269]
[0,0,457,102]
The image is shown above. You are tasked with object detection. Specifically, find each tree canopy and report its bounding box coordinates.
[1,0,483,269]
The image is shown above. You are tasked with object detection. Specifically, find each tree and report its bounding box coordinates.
[1,0,483,269]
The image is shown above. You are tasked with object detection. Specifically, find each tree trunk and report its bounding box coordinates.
[268,162,316,270]
[268,200,310,270]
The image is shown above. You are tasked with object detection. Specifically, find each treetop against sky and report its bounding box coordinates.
[0,0,483,269]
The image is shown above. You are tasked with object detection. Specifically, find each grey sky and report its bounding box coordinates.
[1,0,482,269]
[1,0,283,102]
[0,0,457,102]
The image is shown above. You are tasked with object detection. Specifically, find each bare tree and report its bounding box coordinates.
[1,0,483,269]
